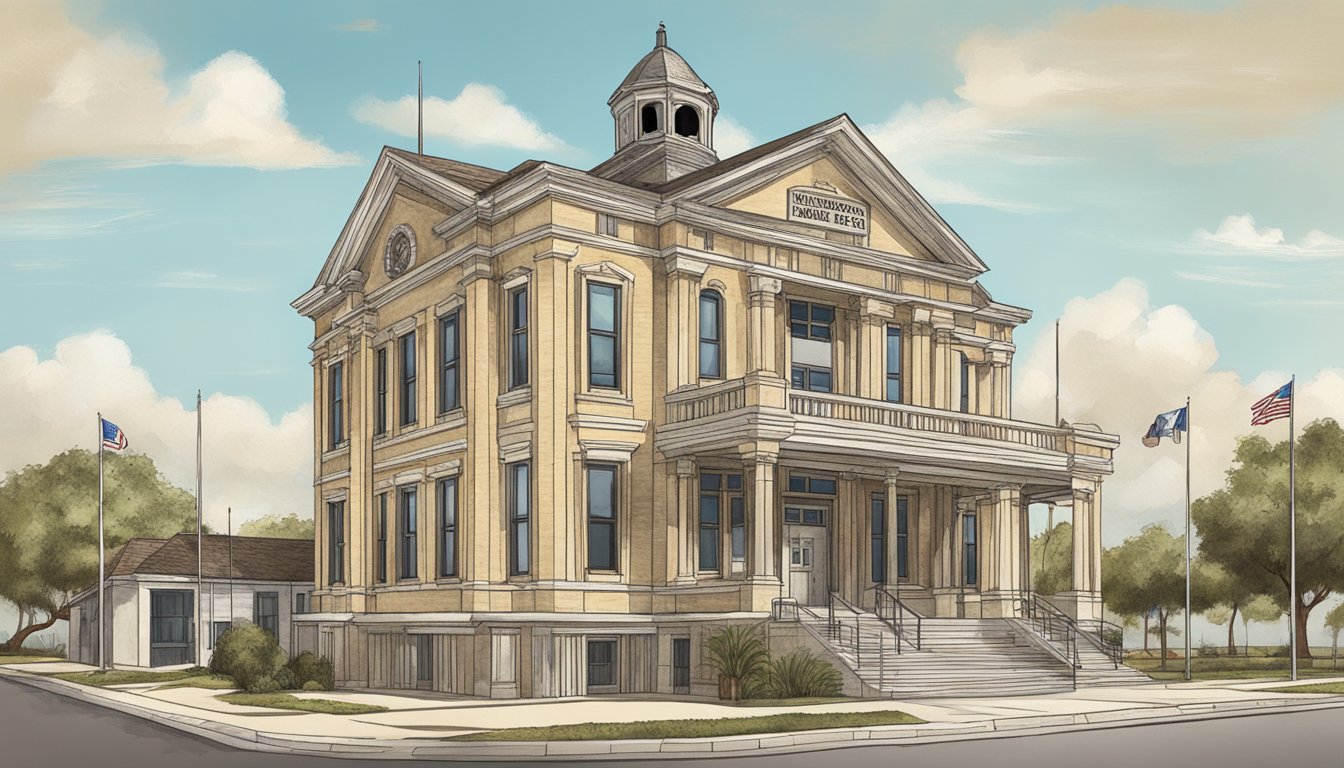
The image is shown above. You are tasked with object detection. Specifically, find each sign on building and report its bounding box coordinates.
[787,187,869,236]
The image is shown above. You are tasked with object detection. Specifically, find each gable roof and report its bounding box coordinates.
[384,147,506,193]
[104,534,313,583]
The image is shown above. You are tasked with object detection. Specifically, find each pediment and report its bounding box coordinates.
[662,116,987,274]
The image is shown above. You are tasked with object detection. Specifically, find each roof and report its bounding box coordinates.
[610,24,714,105]
[102,534,313,583]
[384,147,505,193]
[654,115,847,194]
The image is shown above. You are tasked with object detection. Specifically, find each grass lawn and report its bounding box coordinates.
[0,655,64,665]
[1126,655,1342,681]
[153,675,237,690]
[452,710,924,741]
[217,692,387,715]
[49,669,207,687]
[1268,682,1344,695]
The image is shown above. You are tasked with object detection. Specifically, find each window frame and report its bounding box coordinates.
[896,495,910,580]
[398,485,418,581]
[963,512,978,586]
[508,462,531,576]
[253,591,279,638]
[438,310,461,414]
[437,477,458,579]
[508,286,529,391]
[586,463,619,572]
[886,325,903,403]
[328,362,344,449]
[586,638,618,688]
[870,494,886,584]
[959,352,971,414]
[698,289,723,379]
[399,330,418,426]
[697,472,742,573]
[375,347,388,435]
[376,493,388,583]
[326,500,345,585]
[587,281,622,390]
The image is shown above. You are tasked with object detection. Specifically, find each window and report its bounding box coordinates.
[294,593,307,614]
[508,462,530,575]
[674,105,700,138]
[415,634,433,683]
[959,352,971,413]
[375,347,388,435]
[697,472,740,572]
[598,212,619,238]
[398,486,417,580]
[210,621,230,649]
[327,501,345,584]
[896,496,910,580]
[672,637,691,691]
[886,326,903,403]
[786,473,836,495]
[437,477,457,578]
[328,362,344,448]
[698,290,722,379]
[871,495,885,584]
[508,287,529,390]
[376,493,388,583]
[587,639,616,687]
[789,301,834,393]
[588,282,621,389]
[730,496,745,565]
[587,464,617,571]
[438,312,460,413]
[963,513,978,585]
[254,592,279,637]
[784,506,825,526]
[400,331,417,426]
[641,103,659,134]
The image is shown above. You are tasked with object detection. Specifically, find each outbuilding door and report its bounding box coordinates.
[149,589,194,667]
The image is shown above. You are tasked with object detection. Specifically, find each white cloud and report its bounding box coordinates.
[1192,214,1344,260]
[354,83,564,152]
[1015,278,1344,544]
[713,114,756,158]
[335,19,381,33]
[0,2,355,174]
[152,270,258,292]
[0,332,312,532]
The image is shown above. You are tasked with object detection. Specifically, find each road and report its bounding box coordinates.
[0,676,1338,768]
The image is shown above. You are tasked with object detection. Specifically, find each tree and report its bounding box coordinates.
[1325,603,1344,668]
[237,513,312,540]
[0,449,196,651]
[1196,559,1259,656]
[1102,525,1208,670]
[1030,521,1072,596]
[1194,419,1344,659]
[1240,595,1284,656]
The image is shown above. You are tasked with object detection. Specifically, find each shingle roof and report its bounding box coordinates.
[653,115,848,194]
[385,147,506,192]
[106,534,313,583]
[616,44,709,92]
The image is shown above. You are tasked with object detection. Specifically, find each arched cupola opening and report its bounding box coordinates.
[674,105,700,139]
[641,103,661,135]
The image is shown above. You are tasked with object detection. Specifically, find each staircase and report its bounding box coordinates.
[1073,638,1154,687]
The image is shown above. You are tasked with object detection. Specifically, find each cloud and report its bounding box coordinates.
[714,114,756,158]
[335,19,381,33]
[353,83,564,152]
[1191,214,1344,260]
[152,270,258,292]
[0,2,356,174]
[1015,278,1344,544]
[0,332,312,532]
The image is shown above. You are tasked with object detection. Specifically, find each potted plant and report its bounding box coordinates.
[705,625,769,702]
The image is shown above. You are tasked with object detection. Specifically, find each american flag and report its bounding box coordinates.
[101,418,129,451]
[1250,381,1292,426]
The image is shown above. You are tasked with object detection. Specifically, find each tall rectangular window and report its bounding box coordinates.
[376,493,388,583]
[730,496,745,565]
[699,290,722,379]
[398,486,418,580]
[508,286,529,390]
[400,331,417,426]
[698,472,743,572]
[253,592,279,637]
[896,495,910,580]
[327,501,345,585]
[509,462,530,575]
[963,513,977,586]
[437,477,457,578]
[588,283,621,389]
[438,312,460,413]
[587,639,616,686]
[375,347,388,435]
[870,495,885,583]
[328,362,344,448]
[789,300,834,392]
[886,326,902,403]
[959,352,971,414]
[586,464,618,571]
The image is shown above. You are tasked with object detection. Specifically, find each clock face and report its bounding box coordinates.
[386,231,413,278]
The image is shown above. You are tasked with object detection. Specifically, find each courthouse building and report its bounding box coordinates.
[292,25,1120,698]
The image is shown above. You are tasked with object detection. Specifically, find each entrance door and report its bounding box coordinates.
[784,505,829,606]
[149,589,194,667]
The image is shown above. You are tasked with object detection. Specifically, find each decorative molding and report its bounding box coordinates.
[567,413,647,433]
[433,293,465,318]
[428,459,463,478]
[322,487,349,502]
[373,439,467,472]
[314,470,350,487]
[393,469,425,485]
[576,260,637,284]
[748,272,783,295]
[665,255,709,279]
[578,439,641,463]
[501,267,532,290]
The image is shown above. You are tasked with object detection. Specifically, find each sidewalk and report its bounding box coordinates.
[4,661,1344,760]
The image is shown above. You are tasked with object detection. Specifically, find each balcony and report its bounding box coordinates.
[659,379,1116,485]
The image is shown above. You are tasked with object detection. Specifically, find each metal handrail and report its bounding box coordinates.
[872,585,922,652]
[1021,593,1081,684]
[1076,618,1125,667]
[771,597,800,623]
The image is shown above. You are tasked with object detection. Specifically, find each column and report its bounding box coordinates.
[459,254,495,602]
[747,274,782,377]
[746,448,778,581]
[884,470,900,590]
[987,344,1012,419]
[1060,476,1103,620]
[908,308,933,407]
[673,459,697,584]
[930,310,956,410]
[857,298,895,400]
[534,250,576,583]
[665,256,707,391]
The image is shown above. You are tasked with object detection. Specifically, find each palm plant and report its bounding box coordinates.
[756,649,842,699]
[704,625,769,701]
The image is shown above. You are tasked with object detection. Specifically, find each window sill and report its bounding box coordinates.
[586,571,623,582]
[497,387,531,408]
[436,408,466,428]
[320,446,350,462]
[576,390,633,407]
[434,577,462,585]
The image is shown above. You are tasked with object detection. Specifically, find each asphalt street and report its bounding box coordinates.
[0,675,1339,768]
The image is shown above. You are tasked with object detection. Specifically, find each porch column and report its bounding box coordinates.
[884,470,901,588]
[857,298,896,400]
[746,448,778,580]
[987,344,1012,419]
[747,274,782,377]
[930,310,956,410]
[673,459,697,584]
[665,256,708,391]
[909,309,933,407]
[1059,476,1103,620]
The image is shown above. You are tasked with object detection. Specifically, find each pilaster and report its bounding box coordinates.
[665,256,708,391]
[673,459,697,584]
[747,273,783,377]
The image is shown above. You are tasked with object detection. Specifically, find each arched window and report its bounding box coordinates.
[699,290,722,379]
[641,103,660,134]
[674,105,700,138]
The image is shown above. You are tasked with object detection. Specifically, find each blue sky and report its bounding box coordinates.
[3,0,1343,645]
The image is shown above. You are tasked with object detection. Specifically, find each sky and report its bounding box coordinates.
[2,0,1343,646]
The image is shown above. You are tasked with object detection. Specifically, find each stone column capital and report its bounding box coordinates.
[748,273,783,296]
[665,255,709,279]
[743,450,779,466]
[675,458,698,478]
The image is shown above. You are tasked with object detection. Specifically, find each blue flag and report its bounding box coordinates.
[1142,407,1188,447]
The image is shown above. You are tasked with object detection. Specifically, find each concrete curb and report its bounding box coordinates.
[6,667,1344,761]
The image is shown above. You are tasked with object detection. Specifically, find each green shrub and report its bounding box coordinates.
[285,652,335,691]
[1196,642,1219,658]
[705,626,770,701]
[755,650,843,699]
[1270,644,1291,658]
[209,622,286,692]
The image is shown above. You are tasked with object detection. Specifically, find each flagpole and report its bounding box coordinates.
[417,60,423,156]
[1184,395,1192,682]
[97,413,105,672]
[1289,375,1297,682]
[195,390,203,666]
[1054,319,1060,427]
